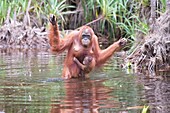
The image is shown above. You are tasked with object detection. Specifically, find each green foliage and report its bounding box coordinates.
[82,0,149,40]
[0,0,166,44]
[0,0,74,26]
[0,0,9,24]
[142,105,149,113]
[160,0,166,12]
[44,0,75,21]
[82,0,97,22]
[96,0,117,38]
[0,0,29,22]
[142,0,150,7]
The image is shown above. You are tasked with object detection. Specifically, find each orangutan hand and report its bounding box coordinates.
[118,38,127,46]
[49,14,57,25]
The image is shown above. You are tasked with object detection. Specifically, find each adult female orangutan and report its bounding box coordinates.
[48,14,127,79]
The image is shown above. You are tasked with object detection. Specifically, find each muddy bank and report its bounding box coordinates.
[0,20,109,50]
[0,20,49,49]
[128,10,170,73]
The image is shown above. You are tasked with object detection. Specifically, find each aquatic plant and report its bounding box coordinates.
[142,105,149,113]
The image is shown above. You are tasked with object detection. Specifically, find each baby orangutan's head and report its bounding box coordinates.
[83,56,93,65]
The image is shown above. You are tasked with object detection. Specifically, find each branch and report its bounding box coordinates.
[85,16,104,26]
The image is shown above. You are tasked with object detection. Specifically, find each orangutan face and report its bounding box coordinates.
[81,29,92,47]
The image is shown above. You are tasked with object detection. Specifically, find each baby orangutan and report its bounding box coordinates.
[73,56,93,77]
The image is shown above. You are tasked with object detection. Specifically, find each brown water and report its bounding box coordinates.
[0,49,169,113]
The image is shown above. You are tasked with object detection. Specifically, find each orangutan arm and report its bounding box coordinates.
[92,35,127,66]
[48,14,78,52]
[73,57,86,70]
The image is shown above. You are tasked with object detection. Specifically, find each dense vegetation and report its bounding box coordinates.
[0,0,168,41]
[0,0,150,42]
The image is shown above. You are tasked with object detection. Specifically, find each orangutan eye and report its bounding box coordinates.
[82,35,91,39]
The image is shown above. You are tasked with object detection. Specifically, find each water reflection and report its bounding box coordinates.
[51,78,120,113]
[138,71,170,113]
[0,48,156,113]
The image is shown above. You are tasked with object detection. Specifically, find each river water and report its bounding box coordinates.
[0,49,169,113]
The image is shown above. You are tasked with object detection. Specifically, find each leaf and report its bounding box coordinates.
[142,105,149,113]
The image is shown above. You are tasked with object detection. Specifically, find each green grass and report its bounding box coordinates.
[142,105,149,113]
[0,0,167,44]
[0,0,74,26]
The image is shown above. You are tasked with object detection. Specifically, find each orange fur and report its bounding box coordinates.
[48,15,126,79]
